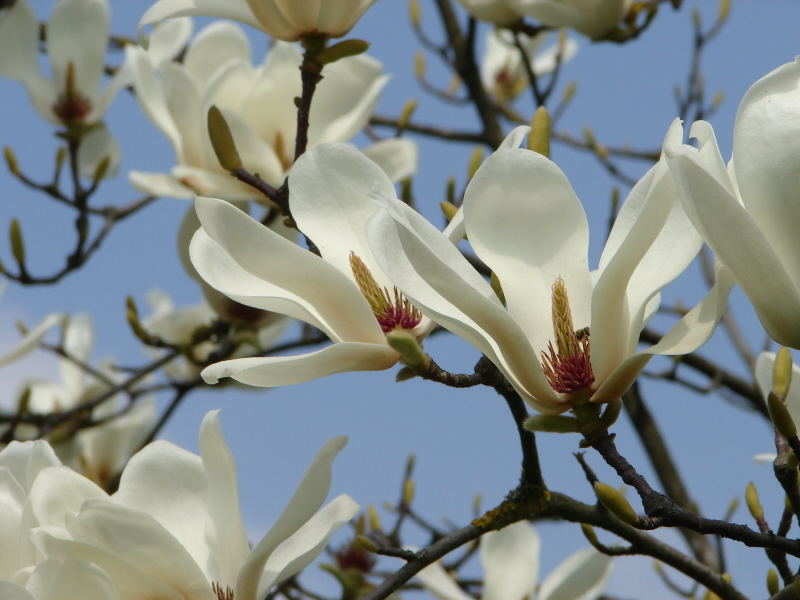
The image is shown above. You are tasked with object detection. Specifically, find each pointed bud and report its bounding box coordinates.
[724,497,739,521]
[55,146,67,173]
[405,453,416,477]
[316,39,370,65]
[403,477,415,506]
[528,106,551,157]
[445,177,457,206]
[440,200,458,223]
[398,99,418,131]
[773,347,793,399]
[207,106,243,171]
[448,74,461,95]
[126,296,158,346]
[472,492,482,516]
[467,146,483,179]
[767,569,779,596]
[15,319,28,335]
[4,146,19,176]
[524,414,580,433]
[561,81,577,106]
[768,392,797,438]
[92,155,111,185]
[594,482,639,525]
[15,386,31,416]
[414,52,425,79]
[490,272,506,305]
[710,91,724,112]
[354,513,366,536]
[409,0,421,27]
[356,535,378,553]
[368,505,382,531]
[745,482,764,521]
[691,7,701,30]
[717,0,730,23]
[386,329,425,367]
[9,219,25,267]
[580,523,599,546]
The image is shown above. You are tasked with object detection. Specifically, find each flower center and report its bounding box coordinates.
[349,252,422,333]
[52,62,92,125]
[212,582,234,600]
[540,277,594,394]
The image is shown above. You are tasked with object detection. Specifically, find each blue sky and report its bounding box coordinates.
[2,0,800,597]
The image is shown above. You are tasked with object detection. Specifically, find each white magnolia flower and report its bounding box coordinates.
[513,0,632,40]
[0,0,129,126]
[141,0,377,42]
[368,123,733,414]
[189,143,442,388]
[21,315,156,488]
[456,0,522,25]
[128,21,415,201]
[665,58,800,349]
[417,521,613,600]
[31,410,359,600]
[0,314,64,370]
[753,351,800,464]
[481,28,577,101]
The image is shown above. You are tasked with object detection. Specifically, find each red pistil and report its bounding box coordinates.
[376,287,422,333]
[541,336,595,394]
[52,62,92,125]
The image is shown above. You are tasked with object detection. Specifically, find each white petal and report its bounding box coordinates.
[754,453,777,464]
[464,148,591,356]
[498,125,530,150]
[538,547,613,600]
[733,57,800,290]
[193,196,383,343]
[289,143,397,281]
[129,171,193,198]
[184,21,251,88]
[198,411,250,584]
[236,436,349,600]
[77,127,121,180]
[0,314,64,368]
[143,18,193,65]
[480,522,540,600]
[140,0,262,32]
[26,558,119,600]
[415,561,473,600]
[362,138,418,183]
[531,37,578,75]
[0,440,62,491]
[28,466,106,529]
[201,342,398,386]
[257,494,360,595]
[244,0,304,40]
[48,0,110,104]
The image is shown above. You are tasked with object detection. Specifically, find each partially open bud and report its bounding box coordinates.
[207,106,243,171]
[745,482,764,521]
[594,482,638,525]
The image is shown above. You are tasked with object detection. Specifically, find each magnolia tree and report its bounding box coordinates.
[0,0,798,599]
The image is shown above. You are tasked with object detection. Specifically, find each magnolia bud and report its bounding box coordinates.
[745,482,764,521]
[440,201,458,223]
[766,568,779,596]
[356,534,377,553]
[409,0,421,27]
[9,219,25,267]
[767,392,797,438]
[528,107,551,157]
[368,505,382,531]
[207,106,243,171]
[414,52,425,79]
[467,146,484,179]
[717,0,730,23]
[594,482,639,525]
[580,523,599,546]
[316,39,370,65]
[773,347,793,399]
[403,478,415,506]
[4,146,19,176]
[524,414,580,433]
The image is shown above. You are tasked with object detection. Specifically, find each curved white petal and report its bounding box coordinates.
[257,494,360,595]
[362,138,419,183]
[0,314,64,368]
[184,21,251,89]
[236,435,349,600]
[0,440,62,491]
[198,411,250,584]
[140,0,262,32]
[499,125,530,150]
[28,466,106,529]
[480,522,540,600]
[143,18,193,66]
[200,342,398,386]
[733,57,800,290]
[289,143,397,282]
[538,547,613,600]
[25,558,119,600]
[754,453,777,464]
[77,126,121,180]
[464,148,591,356]
[193,196,383,343]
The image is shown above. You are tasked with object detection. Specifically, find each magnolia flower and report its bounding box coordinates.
[456,0,522,25]
[753,351,800,464]
[481,29,577,102]
[665,58,800,349]
[513,0,632,40]
[417,521,613,600]
[0,313,64,369]
[0,559,118,600]
[140,0,377,42]
[0,0,129,126]
[367,123,733,414]
[189,144,441,387]
[30,410,358,600]
[128,21,415,201]
[19,314,156,488]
